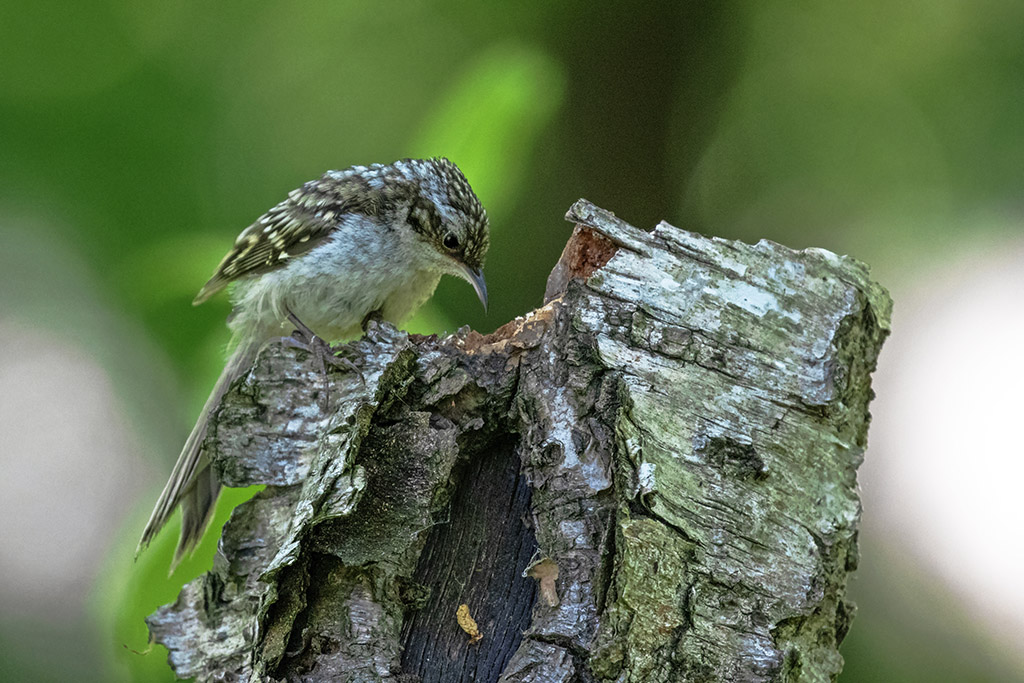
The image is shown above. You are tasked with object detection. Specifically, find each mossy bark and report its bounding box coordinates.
[148,200,891,682]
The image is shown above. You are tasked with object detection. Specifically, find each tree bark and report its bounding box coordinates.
[148,200,892,682]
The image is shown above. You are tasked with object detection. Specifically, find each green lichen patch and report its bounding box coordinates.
[591,515,695,681]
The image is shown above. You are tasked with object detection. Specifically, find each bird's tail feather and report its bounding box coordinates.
[137,340,259,568]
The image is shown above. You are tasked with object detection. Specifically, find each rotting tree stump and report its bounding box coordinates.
[148,200,892,682]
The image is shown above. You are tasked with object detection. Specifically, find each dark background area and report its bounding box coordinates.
[1,2,1022,680]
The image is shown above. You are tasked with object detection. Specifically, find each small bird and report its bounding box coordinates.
[138,157,489,567]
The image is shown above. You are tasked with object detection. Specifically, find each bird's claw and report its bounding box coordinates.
[281,310,365,411]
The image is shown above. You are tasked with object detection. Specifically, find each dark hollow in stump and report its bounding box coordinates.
[147,200,892,682]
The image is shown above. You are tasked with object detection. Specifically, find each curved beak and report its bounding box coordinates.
[460,265,488,312]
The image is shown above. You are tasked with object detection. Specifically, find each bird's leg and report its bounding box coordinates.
[283,308,361,368]
[284,308,320,348]
[279,307,362,410]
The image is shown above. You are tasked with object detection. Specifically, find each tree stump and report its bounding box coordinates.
[148,200,892,682]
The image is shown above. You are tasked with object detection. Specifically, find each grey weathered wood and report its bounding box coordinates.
[148,200,891,682]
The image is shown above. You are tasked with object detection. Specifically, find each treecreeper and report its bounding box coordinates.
[137,157,490,568]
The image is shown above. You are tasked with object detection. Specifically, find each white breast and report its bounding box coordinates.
[226,214,443,344]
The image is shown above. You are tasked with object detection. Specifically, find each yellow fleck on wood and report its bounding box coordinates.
[456,603,483,644]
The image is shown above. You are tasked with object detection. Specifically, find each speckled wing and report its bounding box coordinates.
[193,174,375,305]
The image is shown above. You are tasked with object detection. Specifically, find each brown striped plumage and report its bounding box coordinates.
[138,158,489,568]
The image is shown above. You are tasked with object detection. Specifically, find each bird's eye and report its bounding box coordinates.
[442,232,460,251]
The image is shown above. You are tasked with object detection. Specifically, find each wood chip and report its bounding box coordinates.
[524,557,560,607]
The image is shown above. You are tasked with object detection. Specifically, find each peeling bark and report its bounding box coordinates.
[148,200,892,682]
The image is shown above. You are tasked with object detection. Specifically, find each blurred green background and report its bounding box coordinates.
[2,2,1023,681]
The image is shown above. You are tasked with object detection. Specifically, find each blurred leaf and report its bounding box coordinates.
[405,301,457,337]
[115,234,232,308]
[411,42,566,216]
[0,0,140,102]
[93,486,263,682]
